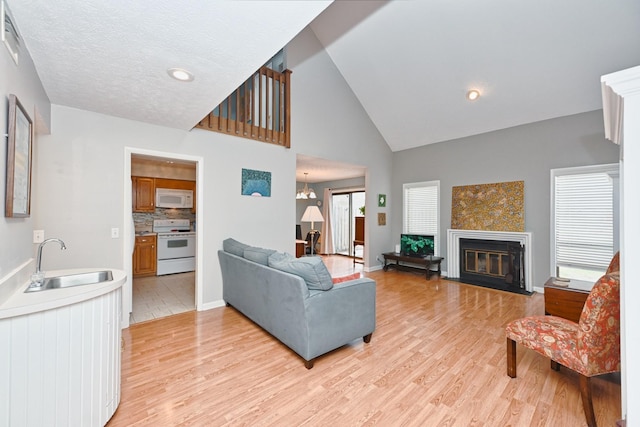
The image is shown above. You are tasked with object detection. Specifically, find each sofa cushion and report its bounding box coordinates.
[223,238,250,257]
[243,246,276,265]
[332,272,361,284]
[268,253,334,291]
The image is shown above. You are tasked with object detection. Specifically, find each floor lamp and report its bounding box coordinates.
[301,205,324,256]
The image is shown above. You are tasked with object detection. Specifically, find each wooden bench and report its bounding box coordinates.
[382,252,443,280]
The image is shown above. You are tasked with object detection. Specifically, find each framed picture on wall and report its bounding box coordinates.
[241,168,271,197]
[5,94,33,217]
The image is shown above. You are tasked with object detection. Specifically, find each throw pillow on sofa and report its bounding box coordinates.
[243,246,277,265]
[268,252,334,291]
[223,238,250,257]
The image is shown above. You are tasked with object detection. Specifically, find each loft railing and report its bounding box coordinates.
[195,67,291,148]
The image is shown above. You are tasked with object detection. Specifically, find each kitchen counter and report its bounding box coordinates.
[0,267,126,319]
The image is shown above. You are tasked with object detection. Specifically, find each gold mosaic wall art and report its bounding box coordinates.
[451,181,524,232]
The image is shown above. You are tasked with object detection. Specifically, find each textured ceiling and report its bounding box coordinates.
[6,0,640,168]
[310,0,640,151]
[6,0,332,130]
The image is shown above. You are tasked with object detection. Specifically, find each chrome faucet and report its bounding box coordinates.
[32,238,67,287]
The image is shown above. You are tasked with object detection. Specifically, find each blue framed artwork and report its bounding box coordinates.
[241,168,271,197]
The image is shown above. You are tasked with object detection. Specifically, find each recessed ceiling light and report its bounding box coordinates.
[167,68,194,82]
[466,89,480,101]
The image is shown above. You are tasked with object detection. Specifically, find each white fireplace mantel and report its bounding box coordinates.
[447,229,533,293]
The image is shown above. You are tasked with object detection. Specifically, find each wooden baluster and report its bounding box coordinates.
[244,80,249,135]
[274,69,280,143]
[265,68,271,142]
[211,111,219,131]
[222,97,229,132]
[259,68,264,140]
[284,69,291,148]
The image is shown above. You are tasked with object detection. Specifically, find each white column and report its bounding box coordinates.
[601,65,640,423]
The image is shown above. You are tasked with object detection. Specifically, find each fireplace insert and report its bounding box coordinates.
[459,238,527,294]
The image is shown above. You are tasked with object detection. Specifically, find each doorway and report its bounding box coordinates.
[331,191,365,258]
[130,154,197,324]
[123,148,204,328]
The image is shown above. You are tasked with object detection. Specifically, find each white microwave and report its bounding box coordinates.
[155,188,193,209]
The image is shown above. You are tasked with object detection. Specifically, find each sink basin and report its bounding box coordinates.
[25,270,113,292]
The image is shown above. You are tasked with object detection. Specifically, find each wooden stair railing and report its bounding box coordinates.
[195,67,291,148]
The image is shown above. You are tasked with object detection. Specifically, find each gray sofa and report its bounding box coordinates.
[218,239,376,368]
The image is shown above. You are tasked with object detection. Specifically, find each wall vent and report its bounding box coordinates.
[2,0,21,65]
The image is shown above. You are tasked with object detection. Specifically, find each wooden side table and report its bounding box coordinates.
[543,277,593,372]
[543,277,593,323]
[295,240,307,258]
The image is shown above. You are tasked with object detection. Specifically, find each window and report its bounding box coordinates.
[403,181,440,253]
[552,164,619,281]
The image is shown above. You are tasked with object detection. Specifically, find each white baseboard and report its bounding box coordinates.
[365,264,383,273]
[198,299,226,311]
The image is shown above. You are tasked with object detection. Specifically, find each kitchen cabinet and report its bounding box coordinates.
[134,234,157,277]
[132,176,155,212]
[132,176,196,213]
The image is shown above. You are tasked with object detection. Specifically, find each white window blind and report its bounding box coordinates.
[403,181,439,250]
[554,171,614,273]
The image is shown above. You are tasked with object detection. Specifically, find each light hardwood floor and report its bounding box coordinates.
[108,256,621,426]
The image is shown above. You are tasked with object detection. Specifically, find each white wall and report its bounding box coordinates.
[35,106,295,305]
[0,27,50,282]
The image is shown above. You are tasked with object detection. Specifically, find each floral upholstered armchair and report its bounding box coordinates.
[505,269,621,427]
[607,251,620,274]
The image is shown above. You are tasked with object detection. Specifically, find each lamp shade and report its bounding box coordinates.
[300,206,324,223]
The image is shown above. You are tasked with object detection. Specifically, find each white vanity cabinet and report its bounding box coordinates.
[0,272,124,427]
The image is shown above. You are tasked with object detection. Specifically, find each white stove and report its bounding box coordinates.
[153,219,196,275]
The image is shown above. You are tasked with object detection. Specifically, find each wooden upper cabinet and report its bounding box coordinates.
[132,177,155,212]
[132,176,196,213]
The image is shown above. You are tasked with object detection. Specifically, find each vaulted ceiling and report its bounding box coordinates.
[310,0,640,151]
[7,0,640,156]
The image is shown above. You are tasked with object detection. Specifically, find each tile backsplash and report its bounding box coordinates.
[133,208,196,232]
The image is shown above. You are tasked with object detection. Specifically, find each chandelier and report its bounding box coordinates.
[296,173,317,199]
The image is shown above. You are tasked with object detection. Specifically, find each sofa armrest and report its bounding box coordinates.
[304,278,376,359]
